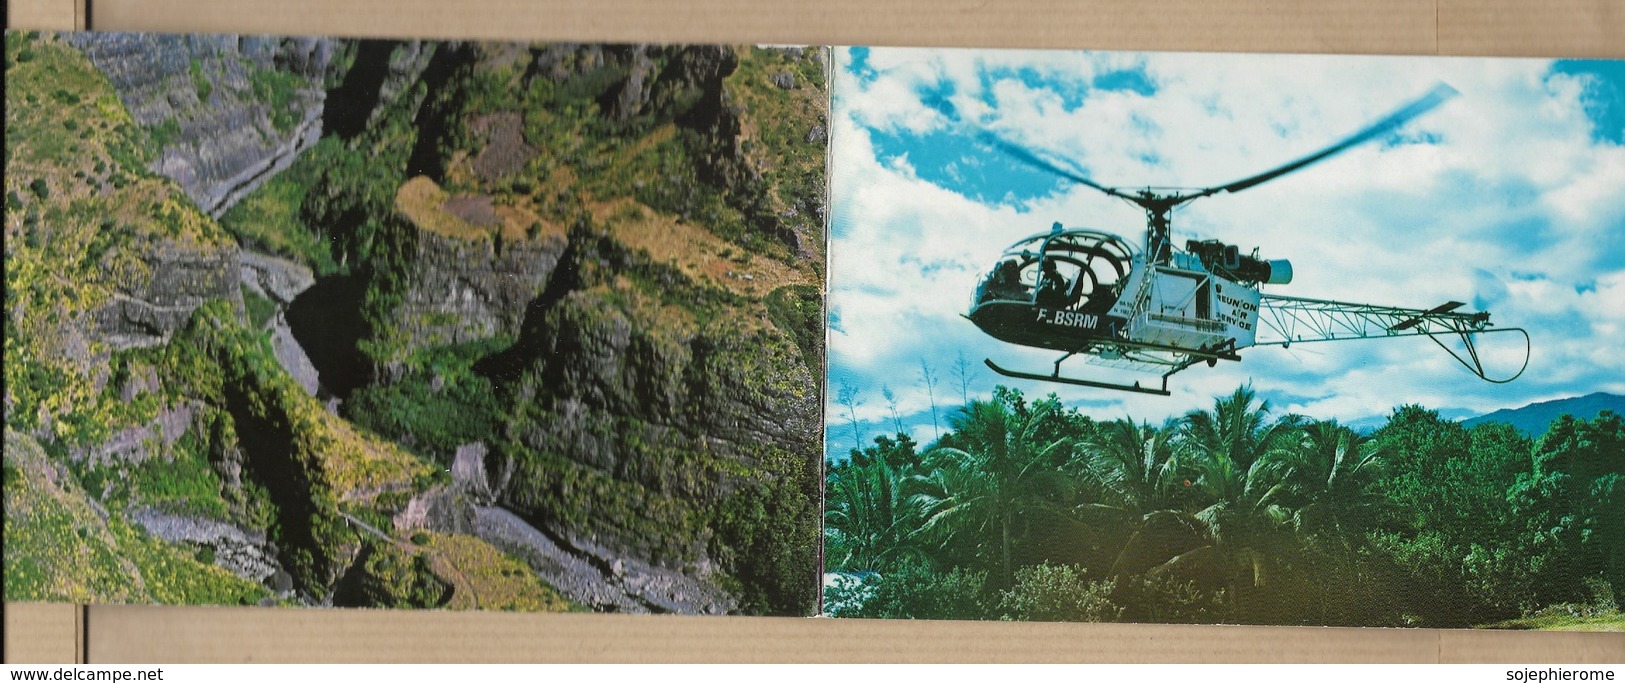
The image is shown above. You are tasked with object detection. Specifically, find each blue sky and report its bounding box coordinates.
[826,48,1625,459]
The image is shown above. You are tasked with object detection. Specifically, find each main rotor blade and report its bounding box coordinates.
[920,90,1137,202]
[1207,83,1459,196]
[978,132,1135,200]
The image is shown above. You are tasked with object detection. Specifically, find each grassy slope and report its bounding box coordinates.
[3,34,275,604]
[5,33,233,442]
[5,429,268,604]
[419,531,575,611]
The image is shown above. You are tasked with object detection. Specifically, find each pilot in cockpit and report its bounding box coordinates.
[1036,258,1069,308]
[979,259,1028,303]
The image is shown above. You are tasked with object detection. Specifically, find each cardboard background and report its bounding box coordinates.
[4,0,1623,663]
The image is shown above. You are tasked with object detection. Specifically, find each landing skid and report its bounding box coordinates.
[984,359,1173,396]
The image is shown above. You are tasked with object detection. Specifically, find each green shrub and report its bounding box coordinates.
[828,559,993,620]
[189,58,212,102]
[250,68,305,133]
[999,563,1123,622]
[240,285,277,330]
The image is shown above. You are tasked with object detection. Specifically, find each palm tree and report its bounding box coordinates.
[1274,420,1395,624]
[1077,417,1186,516]
[909,397,1077,584]
[1281,421,1387,545]
[824,437,920,572]
[1157,386,1306,609]
[1070,417,1209,577]
[1179,386,1304,476]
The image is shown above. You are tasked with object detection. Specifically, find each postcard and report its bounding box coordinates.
[822,46,1624,629]
[4,31,827,615]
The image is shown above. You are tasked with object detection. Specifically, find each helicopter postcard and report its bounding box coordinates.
[822,47,1625,629]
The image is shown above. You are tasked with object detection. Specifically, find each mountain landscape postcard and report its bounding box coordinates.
[822,46,1625,629]
[4,31,827,615]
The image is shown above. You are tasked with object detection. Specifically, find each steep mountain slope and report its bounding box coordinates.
[65,33,333,216]
[5,33,826,615]
[337,42,828,614]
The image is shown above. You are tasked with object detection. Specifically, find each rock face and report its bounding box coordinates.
[74,400,199,468]
[402,227,565,344]
[471,505,737,613]
[67,33,333,216]
[95,240,245,349]
[128,507,287,590]
[240,251,316,306]
[450,442,492,499]
[268,313,322,397]
[386,176,569,352]
[240,251,320,395]
[491,227,820,590]
[322,39,438,139]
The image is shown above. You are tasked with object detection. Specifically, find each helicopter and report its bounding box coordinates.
[962,84,1531,396]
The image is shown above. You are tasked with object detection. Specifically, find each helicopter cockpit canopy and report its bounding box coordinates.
[973,228,1137,314]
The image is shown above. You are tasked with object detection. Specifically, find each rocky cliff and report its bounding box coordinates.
[384,176,569,351]
[67,33,333,217]
[94,239,245,348]
[6,34,827,616]
[491,242,820,578]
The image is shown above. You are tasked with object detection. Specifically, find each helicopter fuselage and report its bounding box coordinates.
[967,228,1268,370]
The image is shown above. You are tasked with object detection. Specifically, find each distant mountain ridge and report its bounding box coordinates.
[1462,392,1625,437]
[828,392,1625,460]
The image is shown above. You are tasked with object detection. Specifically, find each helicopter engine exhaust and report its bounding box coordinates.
[1241,257,1293,285]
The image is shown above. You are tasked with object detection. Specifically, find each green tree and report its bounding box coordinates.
[824,435,922,572]
[1281,421,1387,544]
[1151,386,1304,617]
[827,558,992,620]
[1076,417,1187,518]
[1510,412,1625,608]
[1373,409,1536,625]
[910,396,1079,585]
[1071,416,1204,579]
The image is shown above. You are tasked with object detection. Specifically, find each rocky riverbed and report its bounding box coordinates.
[471,505,735,614]
[128,506,296,599]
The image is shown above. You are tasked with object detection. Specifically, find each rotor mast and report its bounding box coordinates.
[1131,191,1190,265]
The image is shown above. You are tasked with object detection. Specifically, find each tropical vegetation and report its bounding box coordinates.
[824,385,1625,628]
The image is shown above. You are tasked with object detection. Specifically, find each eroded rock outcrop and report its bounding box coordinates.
[67,33,333,216]
[484,225,819,604]
[94,240,244,348]
[240,250,315,306]
[240,251,320,394]
[128,507,287,589]
[384,176,568,353]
